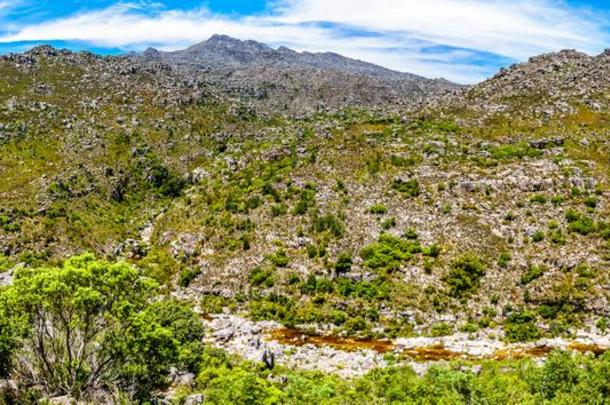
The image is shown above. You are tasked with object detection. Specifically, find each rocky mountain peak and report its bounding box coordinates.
[130,34,460,113]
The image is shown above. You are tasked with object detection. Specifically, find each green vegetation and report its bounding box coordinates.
[334,253,353,274]
[360,233,421,273]
[520,264,545,285]
[566,210,597,235]
[391,178,421,197]
[169,349,610,404]
[0,254,202,401]
[488,142,543,160]
[1,50,610,403]
[504,310,542,342]
[368,204,387,215]
[444,254,486,298]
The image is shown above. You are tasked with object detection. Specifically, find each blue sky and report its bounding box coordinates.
[0,0,608,83]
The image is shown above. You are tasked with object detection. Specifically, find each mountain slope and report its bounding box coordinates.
[0,44,608,350]
[429,49,610,124]
[137,34,460,114]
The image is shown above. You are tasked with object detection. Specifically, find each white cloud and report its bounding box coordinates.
[0,0,607,83]
[272,0,608,59]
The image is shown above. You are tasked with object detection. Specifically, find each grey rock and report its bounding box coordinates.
[184,394,205,405]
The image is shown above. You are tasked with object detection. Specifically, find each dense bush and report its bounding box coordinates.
[0,254,203,401]
[249,267,275,287]
[334,253,353,274]
[311,211,345,238]
[504,310,541,342]
[444,254,486,298]
[177,347,610,404]
[267,249,290,267]
[178,267,202,287]
[360,233,421,273]
[489,142,543,160]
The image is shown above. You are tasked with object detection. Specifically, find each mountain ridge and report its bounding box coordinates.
[132,34,461,114]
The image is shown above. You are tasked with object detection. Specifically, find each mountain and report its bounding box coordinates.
[429,49,610,124]
[0,41,609,403]
[135,34,460,114]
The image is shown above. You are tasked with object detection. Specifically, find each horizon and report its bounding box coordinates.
[0,1,609,84]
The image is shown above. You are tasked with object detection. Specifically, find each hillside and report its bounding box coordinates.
[0,42,609,403]
[430,49,610,126]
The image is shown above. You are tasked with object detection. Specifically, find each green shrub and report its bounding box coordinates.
[392,178,421,197]
[270,203,288,217]
[430,322,454,337]
[550,195,564,206]
[249,267,275,287]
[530,194,547,204]
[267,249,289,267]
[489,142,542,160]
[444,254,486,298]
[306,244,318,259]
[381,217,397,229]
[504,310,541,342]
[566,211,596,235]
[389,155,417,167]
[334,253,353,274]
[311,211,345,238]
[549,230,566,244]
[360,234,421,273]
[584,196,598,209]
[0,215,19,232]
[293,187,316,215]
[423,244,441,258]
[336,278,390,300]
[366,154,382,175]
[497,252,511,268]
[246,195,262,210]
[344,316,368,334]
[0,255,13,273]
[520,264,545,285]
[300,274,318,295]
[369,204,388,215]
[178,268,202,287]
[148,164,186,197]
[531,230,545,242]
[403,228,418,240]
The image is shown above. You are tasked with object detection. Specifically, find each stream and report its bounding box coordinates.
[203,314,610,377]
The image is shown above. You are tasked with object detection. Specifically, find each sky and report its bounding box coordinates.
[0,0,608,83]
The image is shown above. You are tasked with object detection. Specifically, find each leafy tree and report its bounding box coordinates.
[0,254,203,401]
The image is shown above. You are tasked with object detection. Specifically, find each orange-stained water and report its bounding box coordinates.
[268,328,395,353]
[267,326,607,362]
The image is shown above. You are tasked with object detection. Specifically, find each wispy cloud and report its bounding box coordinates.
[0,1,17,12]
[0,0,607,83]
[272,0,608,59]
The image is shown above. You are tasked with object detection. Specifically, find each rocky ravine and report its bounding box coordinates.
[203,314,610,378]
